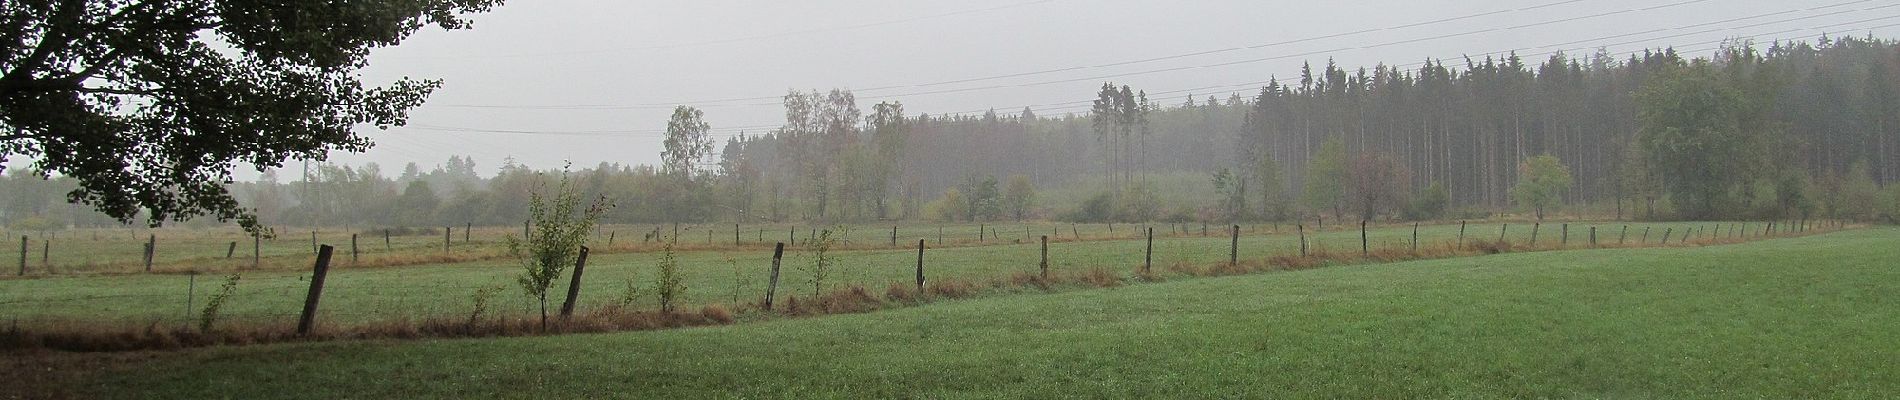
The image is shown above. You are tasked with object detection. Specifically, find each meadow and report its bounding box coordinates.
[9,226,1889,398]
[0,219,1806,329]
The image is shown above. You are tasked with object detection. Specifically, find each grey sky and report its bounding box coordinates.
[312,0,1896,178]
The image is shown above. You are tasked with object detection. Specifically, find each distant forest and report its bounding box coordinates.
[4,37,1899,230]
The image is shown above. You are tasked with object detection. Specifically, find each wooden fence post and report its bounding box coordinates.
[1457,220,1466,248]
[310,231,317,254]
[1143,228,1153,274]
[465,222,472,242]
[384,229,391,250]
[1230,225,1240,266]
[915,239,927,293]
[1641,227,1650,244]
[736,224,742,246]
[1040,236,1050,279]
[1498,224,1508,244]
[560,246,590,318]
[296,245,335,336]
[253,234,260,269]
[789,226,795,247]
[1662,228,1673,245]
[1619,225,1629,244]
[1411,222,1418,253]
[350,234,359,264]
[1298,224,1308,257]
[226,241,237,259]
[1529,223,1540,248]
[1561,223,1568,248]
[891,226,898,247]
[1360,220,1369,256]
[1590,226,1598,248]
[979,224,985,242]
[144,234,155,272]
[16,236,24,276]
[763,243,785,310]
[444,226,450,255]
[41,240,50,273]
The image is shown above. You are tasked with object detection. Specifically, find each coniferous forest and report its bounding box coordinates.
[5,38,1900,229]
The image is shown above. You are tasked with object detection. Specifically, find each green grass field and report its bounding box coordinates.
[0,220,1777,326]
[36,226,1895,398]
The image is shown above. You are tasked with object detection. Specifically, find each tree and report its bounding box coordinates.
[0,0,503,232]
[1300,136,1347,220]
[661,106,714,178]
[506,168,612,329]
[1407,181,1450,221]
[1344,152,1408,222]
[1509,155,1573,220]
[1211,168,1247,222]
[1634,61,1769,219]
[394,180,440,226]
[1001,174,1036,222]
[1255,149,1289,221]
[961,175,1001,221]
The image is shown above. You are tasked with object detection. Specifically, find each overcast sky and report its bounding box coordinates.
[304,0,1899,178]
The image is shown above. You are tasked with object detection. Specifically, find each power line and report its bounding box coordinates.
[432,0,1609,109]
[390,15,1900,137]
[433,0,1827,111]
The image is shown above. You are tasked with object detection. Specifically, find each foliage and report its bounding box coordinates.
[924,189,967,222]
[1210,168,1248,222]
[0,0,502,232]
[1406,181,1450,221]
[1301,137,1347,219]
[197,273,241,332]
[1832,161,1881,220]
[1509,155,1574,220]
[1255,152,1289,221]
[1634,61,1773,220]
[800,227,843,296]
[960,175,1002,221]
[1344,152,1408,222]
[505,168,612,327]
[1115,183,1161,222]
[466,285,503,327]
[1002,175,1036,221]
[654,243,686,313]
[661,106,715,178]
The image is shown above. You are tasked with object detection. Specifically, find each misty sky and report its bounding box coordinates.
[280,0,1897,178]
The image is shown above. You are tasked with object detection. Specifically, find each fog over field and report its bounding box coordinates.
[316,0,1883,176]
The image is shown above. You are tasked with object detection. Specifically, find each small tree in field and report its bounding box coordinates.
[1511,155,1573,220]
[507,168,612,329]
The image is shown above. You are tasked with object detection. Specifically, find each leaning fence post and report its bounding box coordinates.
[1662,228,1673,245]
[1411,222,1419,253]
[1360,220,1369,256]
[1457,221,1466,248]
[1298,224,1308,257]
[1143,228,1154,274]
[763,243,784,310]
[1619,225,1629,245]
[1641,227,1650,244]
[1230,225,1240,266]
[296,245,335,336]
[1498,224,1508,245]
[1040,235,1050,279]
[1529,223,1540,248]
[915,239,927,293]
[560,246,590,318]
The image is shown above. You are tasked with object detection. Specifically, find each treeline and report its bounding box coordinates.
[5,38,1900,230]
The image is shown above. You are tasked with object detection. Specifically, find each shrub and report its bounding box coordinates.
[197,273,241,332]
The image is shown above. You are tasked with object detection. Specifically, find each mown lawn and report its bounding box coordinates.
[63,227,1898,399]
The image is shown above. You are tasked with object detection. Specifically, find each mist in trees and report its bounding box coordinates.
[6,38,1900,230]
